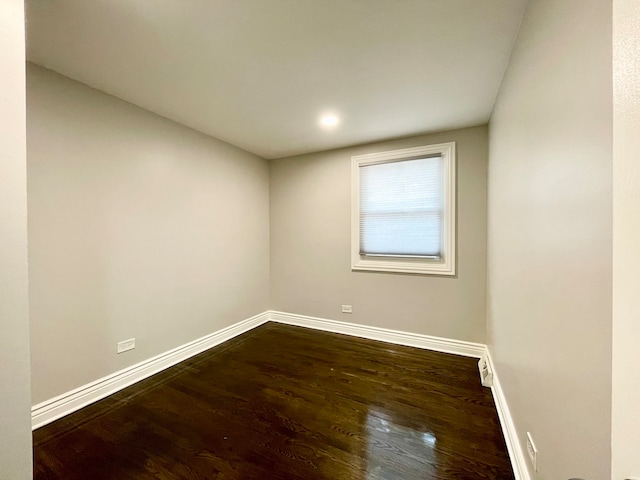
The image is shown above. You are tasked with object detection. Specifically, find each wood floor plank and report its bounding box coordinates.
[33,322,514,479]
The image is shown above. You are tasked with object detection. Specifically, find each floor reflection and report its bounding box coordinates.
[365,409,438,479]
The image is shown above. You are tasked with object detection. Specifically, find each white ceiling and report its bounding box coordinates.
[26,0,527,159]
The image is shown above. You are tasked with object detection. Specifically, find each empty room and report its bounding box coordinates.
[1,0,639,479]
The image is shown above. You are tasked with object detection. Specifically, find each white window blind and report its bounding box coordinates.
[359,156,443,258]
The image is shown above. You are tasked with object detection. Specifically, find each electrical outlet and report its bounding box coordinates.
[341,304,353,313]
[478,356,493,387]
[526,432,538,472]
[117,338,135,354]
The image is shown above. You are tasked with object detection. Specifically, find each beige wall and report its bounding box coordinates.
[0,1,33,478]
[487,0,612,479]
[27,65,270,404]
[270,126,488,342]
[612,0,640,477]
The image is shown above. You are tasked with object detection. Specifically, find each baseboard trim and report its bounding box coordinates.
[485,348,532,480]
[31,309,530,480]
[268,310,486,358]
[269,311,528,479]
[31,311,270,430]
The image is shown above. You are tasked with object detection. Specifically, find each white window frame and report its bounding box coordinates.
[351,142,456,276]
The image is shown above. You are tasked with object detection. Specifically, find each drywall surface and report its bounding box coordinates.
[270,126,488,342]
[27,65,270,404]
[612,0,640,477]
[487,0,612,478]
[0,1,33,477]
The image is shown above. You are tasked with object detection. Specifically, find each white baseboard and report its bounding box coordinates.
[31,311,270,430]
[31,309,530,480]
[269,310,486,358]
[485,348,532,480]
[268,311,529,479]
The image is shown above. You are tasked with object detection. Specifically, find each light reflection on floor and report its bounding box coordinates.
[366,409,438,479]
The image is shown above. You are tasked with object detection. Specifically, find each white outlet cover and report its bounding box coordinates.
[478,356,493,387]
[117,338,136,354]
[341,305,353,313]
[526,431,538,472]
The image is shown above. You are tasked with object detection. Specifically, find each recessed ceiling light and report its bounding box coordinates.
[320,114,340,128]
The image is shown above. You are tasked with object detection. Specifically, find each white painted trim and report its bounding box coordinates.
[485,348,532,480]
[31,308,530,480]
[31,312,270,430]
[269,311,530,479]
[269,310,484,358]
[351,142,457,276]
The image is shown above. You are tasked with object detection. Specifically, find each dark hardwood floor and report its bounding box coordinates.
[33,323,514,479]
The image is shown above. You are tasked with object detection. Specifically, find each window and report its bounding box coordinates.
[351,142,456,275]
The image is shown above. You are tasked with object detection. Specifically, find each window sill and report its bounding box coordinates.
[351,256,455,276]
